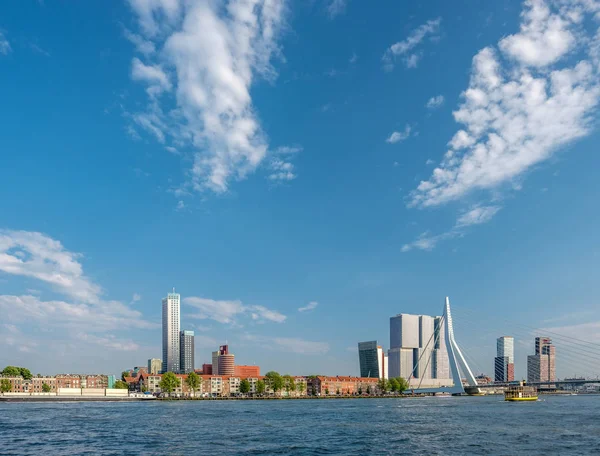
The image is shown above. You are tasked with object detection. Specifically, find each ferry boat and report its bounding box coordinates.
[504,381,538,402]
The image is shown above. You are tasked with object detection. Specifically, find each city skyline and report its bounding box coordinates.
[1,0,600,379]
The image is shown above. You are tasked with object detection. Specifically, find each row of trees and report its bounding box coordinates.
[377,377,410,394]
[2,366,32,380]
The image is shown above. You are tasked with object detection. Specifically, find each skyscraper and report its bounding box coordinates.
[212,344,235,376]
[388,313,451,385]
[527,336,556,383]
[358,341,382,378]
[495,336,515,382]
[180,330,195,374]
[162,291,180,373]
[148,358,162,375]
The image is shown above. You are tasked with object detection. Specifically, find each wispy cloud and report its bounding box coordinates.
[242,334,330,355]
[349,52,358,64]
[298,301,318,312]
[184,296,286,324]
[327,0,347,19]
[402,205,501,251]
[268,145,302,182]
[386,125,412,144]
[410,0,600,209]
[0,31,11,55]
[30,43,51,57]
[126,0,289,194]
[131,293,141,303]
[383,18,442,70]
[426,95,445,109]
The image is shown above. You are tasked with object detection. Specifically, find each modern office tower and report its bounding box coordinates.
[495,336,515,382]
[212,345,235,376]
[389,313,451,384]
[179,330,195,374]
[148,358,162,375]
[162,291,181,374]
[358,341,379,378]
[527,336,556,383]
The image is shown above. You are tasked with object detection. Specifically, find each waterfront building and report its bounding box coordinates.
[148,358,162,375]
[180,330,195,374]
[527,337,556,383]
[162,291,181,374]
[212,345,235,376]
[234,365,260,377]
[357,341,388,379]
[309,376,380,396]
[495,336,515,382]
[388,313,451,387]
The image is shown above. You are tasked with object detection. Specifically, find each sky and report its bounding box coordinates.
[1,0,600,380]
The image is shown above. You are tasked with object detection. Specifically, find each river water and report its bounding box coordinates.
[1,395,599,455]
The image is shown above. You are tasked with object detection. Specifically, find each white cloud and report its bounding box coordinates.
[268,145,302,182]
[327,0,347,19]
[426,95,445,109]
[425,159,435,166]
[298,301,318,312]
[77,333,140,351]
[0,230,101,303]
[242,334,330,355]
[402,205,501,251]
[30,43,51,57]
[0,31,11,55]
[349,52,358,64]
[132,293,142,303]
[176,200,186,210]
[131,57,171,95]
[184,296,286,324]
[455,205,501,228]
[124,29,156,56]
[383,18,442,70]
[410,1,600,208]
[386,125,412,144]
[127,0,289,194]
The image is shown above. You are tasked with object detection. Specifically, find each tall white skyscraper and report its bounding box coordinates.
[162,291,181,373]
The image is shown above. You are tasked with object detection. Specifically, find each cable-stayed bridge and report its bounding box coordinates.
[406,297,600,395]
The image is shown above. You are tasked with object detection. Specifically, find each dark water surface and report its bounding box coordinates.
[1,395,599,455]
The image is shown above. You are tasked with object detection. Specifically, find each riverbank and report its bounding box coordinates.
[0,396,155,402]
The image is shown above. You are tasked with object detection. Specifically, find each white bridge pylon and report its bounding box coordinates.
[414,297,480,395]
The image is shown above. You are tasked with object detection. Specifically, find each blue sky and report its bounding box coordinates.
[1,0,600,379]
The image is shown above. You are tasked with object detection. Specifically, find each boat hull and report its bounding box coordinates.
[505,397,538,402]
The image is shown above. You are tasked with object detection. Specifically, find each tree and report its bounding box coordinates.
[265,371,284,395]
[378,378,389,394]
[19,368,32,380]
[185,372,200,397]
[159,372,180,396]
[2,366,21,377]
[366,386,371,395]
[325,388,329,395]
[389,378,399,393]
[0,379,11,393]
[42,383,51,393]
[358,386,363,395]
[239,379,250,395]
[296,381,305,396]
[256,380,266,395]
[396,377,409,394]
[336,388,340,395]
[121,371,130,381]
[114,380,129,390]
[283,375,295,396]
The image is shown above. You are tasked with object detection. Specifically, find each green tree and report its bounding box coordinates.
[2,366,21,377]
[296,381,305,396]
[159,372,181,396]
[256,380,266,395]
[19,368,32,380]
[377,378,389,394]
[265,371,284,395]
[0,379,11,393]
[114,380,129,390]
[396,377,409,394]
[283,375,295,396]
[121,371,130,381]
[239,379,250,394]
[358,386,363,395]
[336,388,340,395]
[41,383,51,393]
[389,378,399,393]
[185,372,200,397]
[366,386,371,395]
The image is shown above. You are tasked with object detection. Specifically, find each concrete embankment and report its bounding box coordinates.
[0,396,155,402]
